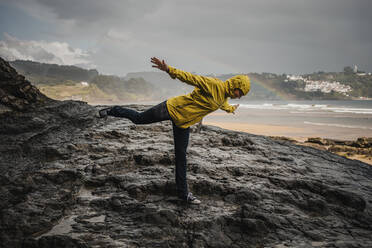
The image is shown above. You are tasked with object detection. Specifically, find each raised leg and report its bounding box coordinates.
[108,101,170,124]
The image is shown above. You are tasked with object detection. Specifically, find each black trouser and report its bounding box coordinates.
[108,101,190,200]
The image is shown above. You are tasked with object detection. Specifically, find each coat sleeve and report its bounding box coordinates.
[168,66,222,96]
[220,100,237,113]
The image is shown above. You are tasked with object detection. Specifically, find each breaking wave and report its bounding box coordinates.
[238,103,372,114]
[303,121,372,130]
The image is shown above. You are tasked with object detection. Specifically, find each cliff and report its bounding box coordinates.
[10,60,99,85]
[1,59,371,247]
[0,57,51,111]
[8,59,158,103]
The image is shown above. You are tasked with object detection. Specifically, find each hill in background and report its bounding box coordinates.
[9,60,158,104]
[126,68,372,101]
[9,60,372,102]
[10,60,99,85]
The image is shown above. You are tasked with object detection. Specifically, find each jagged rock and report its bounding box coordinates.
[354,137,372,148]
[328,145,359,154]
[307,137,330,146]
[24,235,88,248]
[0,57,51,111]
[290,137,372,163]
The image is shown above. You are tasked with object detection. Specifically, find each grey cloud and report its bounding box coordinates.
[1,0,371,74]
[33,0,162,27]
[0,33,92,67]
[0,33,58,62]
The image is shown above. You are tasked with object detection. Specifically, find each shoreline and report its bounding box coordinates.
[203,121,372,166]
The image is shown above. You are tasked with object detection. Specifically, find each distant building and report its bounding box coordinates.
[354,65,358,73]
[287,75,304,81]
[304,80,351,94]
[287,74,351,95]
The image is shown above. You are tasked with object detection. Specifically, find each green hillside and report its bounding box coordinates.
[9,60,158,103]
[303,69,372,98]
[10,60,98,85]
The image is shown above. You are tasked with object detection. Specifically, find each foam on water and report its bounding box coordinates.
[304,121,372,130]
[327,107,372,114]
[239,102,372,115]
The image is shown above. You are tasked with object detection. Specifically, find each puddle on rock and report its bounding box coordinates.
[37,215,77,239]
[86,215,105,223]
[77,186,102,201]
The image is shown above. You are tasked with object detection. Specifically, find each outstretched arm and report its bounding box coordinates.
[150,57,221,95]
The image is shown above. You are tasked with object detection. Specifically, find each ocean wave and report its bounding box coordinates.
[238,103,372,114]
[304,121,372,130]
[287,103,312,109]
[238,104,286,110]
[327,108,372,114]
[289,111,329,114]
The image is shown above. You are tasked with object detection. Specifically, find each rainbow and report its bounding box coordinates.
[248,75,287,100]
[184,53,287,99]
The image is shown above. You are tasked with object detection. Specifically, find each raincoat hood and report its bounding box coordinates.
[225,75,250,97]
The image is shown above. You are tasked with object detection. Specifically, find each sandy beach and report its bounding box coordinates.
[203,119,372,140]
[204,101,372,141]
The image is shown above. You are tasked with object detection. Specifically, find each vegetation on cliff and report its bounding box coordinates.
[10,60,157,103]
[0,57,51,111]
[10,60,99,85]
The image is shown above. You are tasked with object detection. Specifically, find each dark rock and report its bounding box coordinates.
[323,188,366,211]
[1,64,371,248]
[24,235,88,248]
[354,137,372,148]
[111,198,121,207]
[0,57,51,111]
[241,218,268,234]
[328,145,359,154]
[307,137,329,145]
[303,137,372,161]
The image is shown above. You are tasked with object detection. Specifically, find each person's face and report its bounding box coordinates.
[232,88,244,99]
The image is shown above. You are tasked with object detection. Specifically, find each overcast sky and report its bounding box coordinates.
[0,0,371,76]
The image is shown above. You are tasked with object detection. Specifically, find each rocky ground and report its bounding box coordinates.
[0,101,371,248]
[1,57,372,247]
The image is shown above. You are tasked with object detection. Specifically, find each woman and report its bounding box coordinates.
[99,57,250,204]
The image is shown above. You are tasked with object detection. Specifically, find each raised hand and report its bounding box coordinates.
[232,104,239,114]
[151,57,169,72]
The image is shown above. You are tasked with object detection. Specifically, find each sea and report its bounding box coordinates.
[203,100,372,141]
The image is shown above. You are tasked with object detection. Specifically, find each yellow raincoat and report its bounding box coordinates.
[166,66,250,129]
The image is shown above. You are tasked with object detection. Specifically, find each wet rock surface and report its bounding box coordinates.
[0,102,371,248]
